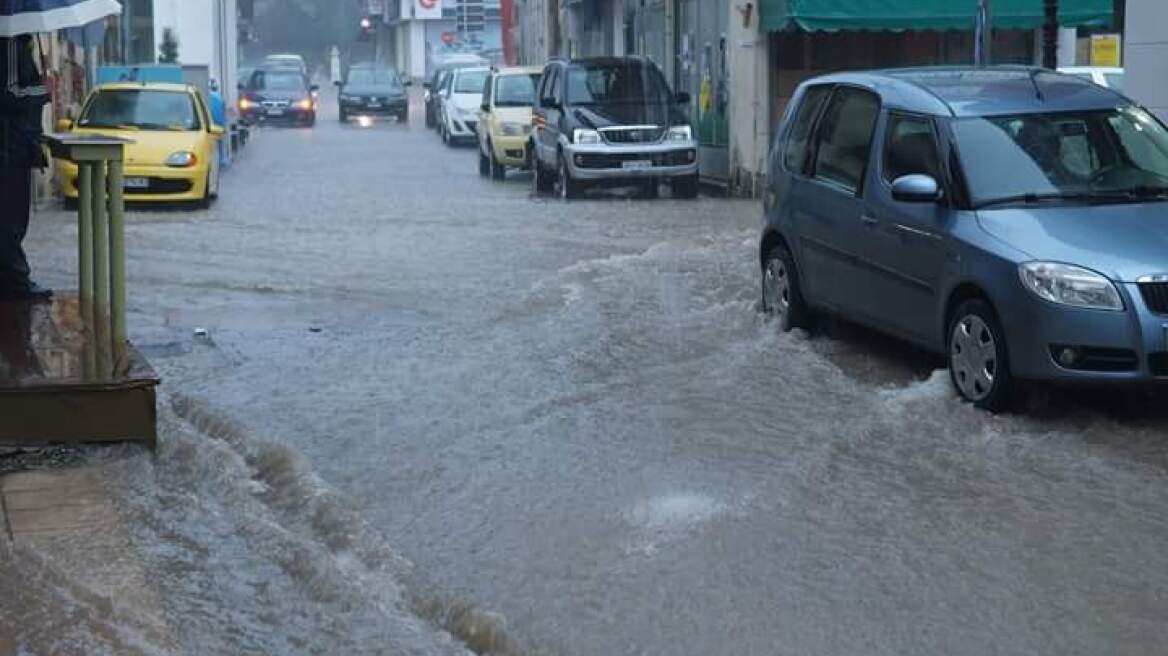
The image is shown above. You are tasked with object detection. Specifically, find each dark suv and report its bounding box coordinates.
[530,57,699,199]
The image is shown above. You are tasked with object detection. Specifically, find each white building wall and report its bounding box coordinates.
[152,0,239,119]
[726,4,769,195]
[1125,0,1168,121]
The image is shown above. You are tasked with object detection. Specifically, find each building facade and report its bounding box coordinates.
[384,0,505,80]
[1125,0,1167,120]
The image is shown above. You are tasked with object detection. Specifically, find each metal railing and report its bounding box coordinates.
[44,134,132,376]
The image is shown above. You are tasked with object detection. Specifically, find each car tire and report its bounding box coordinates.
[208,161,220,200]
[339,108,347,123]
[948,299,1014,412]
[638,180,659,200]
[479,148,490,176]
[531,148,554,194]
[197,172,213,210]
[558,153,583,199]
[761,243,809,332]
[425,109,435,129]
[489,142,506,180]
[443,125,454,147]
[398,110,408,123]
[671,174,699,199]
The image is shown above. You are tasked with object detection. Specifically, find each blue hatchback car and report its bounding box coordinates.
[760,67,1168,410]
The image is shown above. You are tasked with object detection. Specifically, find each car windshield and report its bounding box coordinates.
[953,107,1168,206]
[79,89,200,131]
[251,70,304,92]
[494,74,540,107]
[348,68,401,88]
[454,70,489,94]
[565,62,672,106]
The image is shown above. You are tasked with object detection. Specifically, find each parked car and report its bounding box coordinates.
[1058,66,1124,91]
[477,66,543,179]
[530,57,699,199]
[338,63,409,122]
[57,82,225,207]
[240,67,318,127]
[424,66,458,129]
[438,66,490,146]
[760,67,1168,410]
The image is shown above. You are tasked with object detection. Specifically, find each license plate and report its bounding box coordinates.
[368,102,382,108]
[266,108,284,116]
[123,177,149,189]
[622,160,653,170]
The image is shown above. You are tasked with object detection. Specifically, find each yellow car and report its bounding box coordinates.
[57,82,225,207]
[477,66,543,180]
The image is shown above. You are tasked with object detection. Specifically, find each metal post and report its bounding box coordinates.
[1043,0,1059,69]
[77,165,94,328]
[107,159,127,362]
[92,161,111,371]
[975,0,993,66]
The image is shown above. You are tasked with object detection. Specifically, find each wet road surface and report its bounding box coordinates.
[15,91,1168,655]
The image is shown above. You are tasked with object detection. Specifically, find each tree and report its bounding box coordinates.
[159,28,179,64]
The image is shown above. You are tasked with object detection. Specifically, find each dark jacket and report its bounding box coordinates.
[1,36,50,169]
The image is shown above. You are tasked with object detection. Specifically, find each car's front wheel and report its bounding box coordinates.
[672,174,699,199]
[558,153,583,199]
[478,148,490,176]
[339,107,347,123]
[948,299,1013,412]
[761,244,809,332]
[531,146,554,194]
[489,142,506,180]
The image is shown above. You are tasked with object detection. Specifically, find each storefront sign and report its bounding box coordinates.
[416,0,442,20]
[1091,34,1120,67]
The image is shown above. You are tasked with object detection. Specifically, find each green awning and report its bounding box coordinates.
[761,0,1113,33]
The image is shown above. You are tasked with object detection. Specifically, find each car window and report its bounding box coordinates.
[783,85,831,173]
[883,114,941,184]
[540,67,559,106]
[953,108,1168,204]
[812,87,880,193]
[252,70,304,92]
[564,62,672,106]
[347,68,401,88]
[495,74,540,107]
[454,70,489,94]
[80,89,201,131]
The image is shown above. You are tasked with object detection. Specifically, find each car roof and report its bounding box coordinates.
[555,56,652,67]
[452,66,490,75]
[801,66,1128,118]
[97,82,193,93]
[493,66,542,76]
[265,54,303,61]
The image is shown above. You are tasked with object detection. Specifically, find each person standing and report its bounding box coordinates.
[0,35,52,301]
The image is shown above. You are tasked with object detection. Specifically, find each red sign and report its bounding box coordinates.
[419,0,438,8]
[441,32,455,45]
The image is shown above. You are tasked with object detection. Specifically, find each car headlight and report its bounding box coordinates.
[294,98,314,110]
[239,98,257,110]
[499,122,527,137]
[574,128,601,145]
[164,151,197,168]
[667,125,693,142]
[1018,262,1123,311]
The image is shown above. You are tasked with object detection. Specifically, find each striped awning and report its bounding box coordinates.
[760,0,1113,33]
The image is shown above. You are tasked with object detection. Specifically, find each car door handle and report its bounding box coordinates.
[860,213,880,227]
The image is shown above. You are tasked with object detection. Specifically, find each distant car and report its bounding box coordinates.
[438,66,490,146]
[264,53,308,76]
[1058,66,1124,92]
[57,82,225,207]
[240,67,318,127]
[530,56,699,199]
[761,67,1168,410]
[477,66,542,179]
[338,63,409,122]
[424,66,454,129]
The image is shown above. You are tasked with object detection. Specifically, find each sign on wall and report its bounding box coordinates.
[1090,34,1121,67]
[416,0,442,20]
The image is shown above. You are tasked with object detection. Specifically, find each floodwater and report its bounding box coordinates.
[8,90,1168,656]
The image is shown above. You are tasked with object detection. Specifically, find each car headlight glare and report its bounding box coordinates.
[164,151,197,168]
[667,125,693,142]
[1018,262,1123,311]
[574,128,601,145]
[294,98,314,110]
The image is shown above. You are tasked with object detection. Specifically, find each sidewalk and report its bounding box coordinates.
[0,465,173,654]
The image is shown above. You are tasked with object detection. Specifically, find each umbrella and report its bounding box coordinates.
[0,0,122,38]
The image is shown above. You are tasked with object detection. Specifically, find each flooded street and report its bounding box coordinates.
[13,91,1168,655]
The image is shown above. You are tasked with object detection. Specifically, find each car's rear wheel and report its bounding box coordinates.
[948,299,1013,412]
[672,174,699,199]
[761,244,809,332]
[558,153,583,199]
[489,142,506,180]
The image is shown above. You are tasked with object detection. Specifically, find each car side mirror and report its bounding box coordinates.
[209,125,226,136]
[891,174,942,203]
[56,118,74,132]
[675,91,692,105]
[423,82,431,89]
[480,102,490,112]
[237,83,245,91]
[404,80,413,87]
[334,80,343,87]
[310,84,320,92]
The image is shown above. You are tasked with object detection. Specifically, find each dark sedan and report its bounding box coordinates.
[239,67,318,127]
[338,65,409,122]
